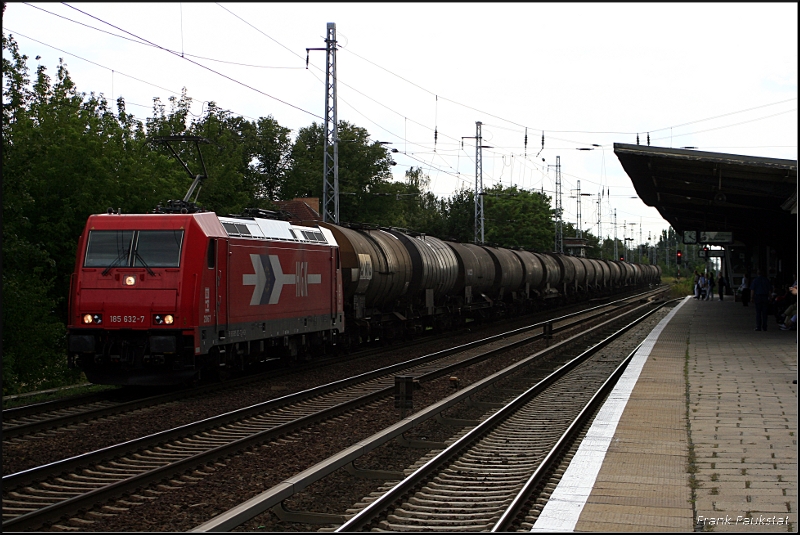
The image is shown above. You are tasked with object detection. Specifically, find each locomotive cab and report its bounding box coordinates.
[68,211,345,386]
[68,212,218,385]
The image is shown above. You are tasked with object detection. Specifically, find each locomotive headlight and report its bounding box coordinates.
[153,314,174,325]
[82,313,102,324]
[124,275,136,286]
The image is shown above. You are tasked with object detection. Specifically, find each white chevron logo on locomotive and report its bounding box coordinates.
[243,254,321,305]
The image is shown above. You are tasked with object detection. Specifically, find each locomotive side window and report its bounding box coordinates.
[84,230,134,267]
[135,230,184,267]
[207,239,216,269]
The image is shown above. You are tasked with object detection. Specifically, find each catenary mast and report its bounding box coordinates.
[321,23,339,223]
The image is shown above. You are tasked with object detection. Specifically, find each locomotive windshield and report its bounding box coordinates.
[85,230,184,268]
[134,231,184,267]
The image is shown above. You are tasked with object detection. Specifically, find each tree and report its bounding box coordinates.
[391,167,446,234]
[249,116,293,202]
[438,187,475,243]
[285,121,395,223]
[2,34,75,391]
[482,184,554,250]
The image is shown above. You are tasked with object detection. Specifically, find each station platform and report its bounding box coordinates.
[532,294,797,532]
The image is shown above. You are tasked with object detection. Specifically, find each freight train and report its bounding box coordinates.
[67,210,661,386]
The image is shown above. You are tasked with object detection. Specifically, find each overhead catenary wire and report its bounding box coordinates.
[4,27,178,110]
[11,3,794,240]
[60,2,323,120]
[4,28,262,122]
[28,1,796,163]
[30,2,795,177]
[340,42,798,140]
[23,3,304,70]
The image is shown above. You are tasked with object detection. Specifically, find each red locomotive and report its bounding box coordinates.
[68,211,343,385]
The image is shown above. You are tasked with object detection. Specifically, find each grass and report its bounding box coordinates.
[2,382,118,409]
[668,276,695,299]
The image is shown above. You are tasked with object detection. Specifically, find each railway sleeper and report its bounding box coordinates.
[5,493,60,504]
[382,516,493,529]
[66,474,126,484]
[18,487,75,497]
[415,492,515,504]
[87,511,116,518]
[407,497,509,509]
[392,507,501,520]
[422,483,518,496]
[51,525,82,532]
[401,501,505,514]
[52,478,105,488]
[378,520,490,532]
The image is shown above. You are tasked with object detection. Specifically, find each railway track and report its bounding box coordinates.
[2,287,666,531]
[2,287,661,445]
[3,389,173,441]
[335,303,670,532]
[2,332,439,443]
[186,295,670,531]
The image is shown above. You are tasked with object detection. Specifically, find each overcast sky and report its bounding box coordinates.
[4,2,797,245]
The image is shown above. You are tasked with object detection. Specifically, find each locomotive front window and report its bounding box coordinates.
[135,230,184,267]
[85,230,183,268]
[84,230,135,267]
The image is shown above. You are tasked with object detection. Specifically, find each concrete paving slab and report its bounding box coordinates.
[531,295,797,532]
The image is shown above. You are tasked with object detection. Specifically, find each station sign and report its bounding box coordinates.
[700,231,733,244]
[698,249,725,258]
[682,230,733,245]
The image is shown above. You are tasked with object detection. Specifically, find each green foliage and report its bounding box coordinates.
[284,121,395,223]
[1,233,75,394]
[389,167,445,233]
[483,184,554,250]
[437,187,476,243]
[249,116,293,203]
[2,34,71,393]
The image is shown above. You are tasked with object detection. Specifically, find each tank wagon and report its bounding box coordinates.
[68,211,660,386]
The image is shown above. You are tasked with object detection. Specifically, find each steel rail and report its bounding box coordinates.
[334,301,667,532]
[2,288,665,530]
[2,286,662,441]
[490,342,645,532]
[192,298,666,532]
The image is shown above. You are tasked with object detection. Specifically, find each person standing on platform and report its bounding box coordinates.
[780,280,797,331]
[698,272,707,300]
[694,271,701,299]
[740,272,751,306]
[706,271,715,301]
[718,274,727,301]
[751,269,772,331]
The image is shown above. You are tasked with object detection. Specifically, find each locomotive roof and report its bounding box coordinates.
[86,212,337,246]
[218,215,337,246]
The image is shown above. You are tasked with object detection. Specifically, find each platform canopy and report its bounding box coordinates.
[614,143,797,248]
